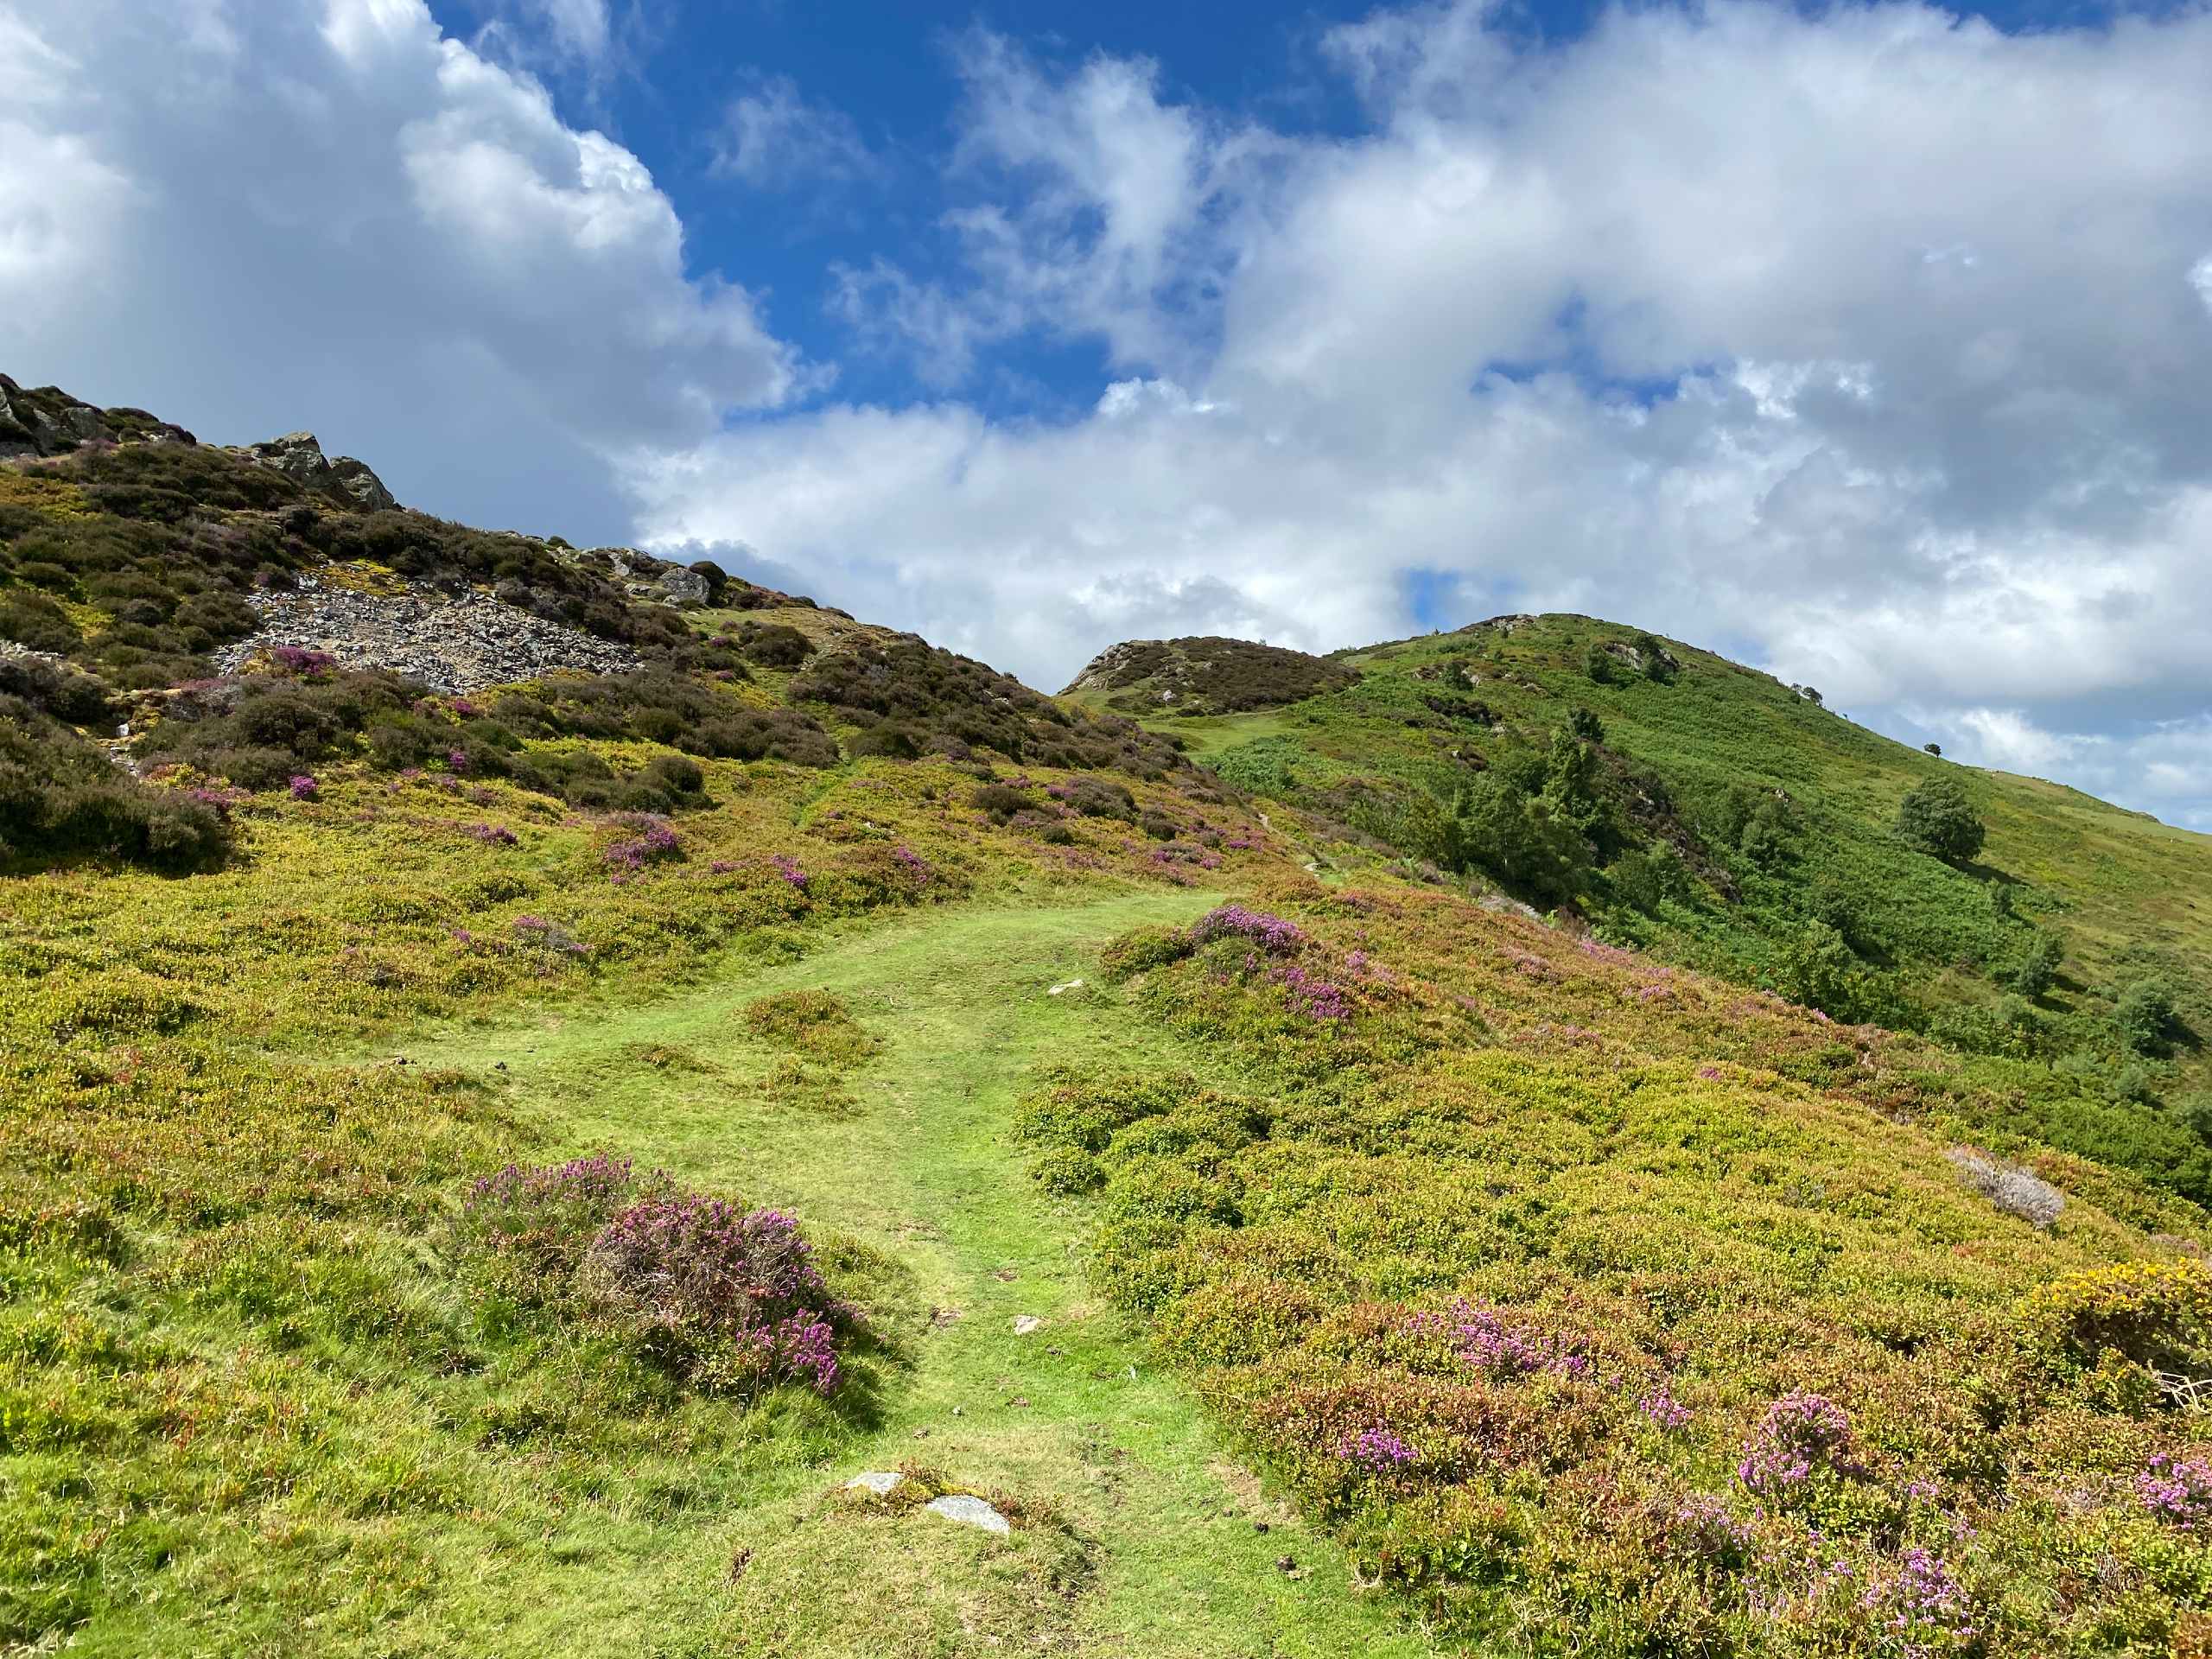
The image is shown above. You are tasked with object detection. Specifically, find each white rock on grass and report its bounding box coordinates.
[1013,1315,1046,1336]
[844,1471,905,1497]
[925,1495,1011,1536]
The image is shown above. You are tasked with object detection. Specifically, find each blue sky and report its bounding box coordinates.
[4,0,2211,826]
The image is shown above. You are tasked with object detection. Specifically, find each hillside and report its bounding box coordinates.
[1062,634,1359,717]
[1088,613,2212,1199]
[6,384,2212,1657]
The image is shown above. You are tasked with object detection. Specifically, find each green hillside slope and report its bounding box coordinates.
[7,389,2212,1656]
[1078,617,2212,1192]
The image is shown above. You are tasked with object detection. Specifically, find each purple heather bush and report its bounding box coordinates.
[1188,904,1305,953]
[1408,1299,1588,1378]
[2138,1452,2212,1527]
[583,1192,855,1395]
[1341,1427,1416,1471]
[1662,1493,1752,1566]
[457,1159,861,1399]
[605,814,681,873]
[772,854,810,889]
[1859,1548,1975,1653]
[268,644,335,675]
[1639,1386,1692,1431]
[1738,1392,1861,1497]
[1271,963,1351,1022]
[469,822,518,847]
[288,773,319,801]
[891,843,932,885]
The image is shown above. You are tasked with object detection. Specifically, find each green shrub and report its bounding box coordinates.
[739,989,881,1066]
[1895,777,1986,864]
[0,698,232,871]
[1100,925,1195,981]
[1029,1147,1105,1195]
[1607,846,1690,914]
[2116,979,2178,1056]
[0,588,81,652]
[2003,931,2065,997]
[971,783,1033,822]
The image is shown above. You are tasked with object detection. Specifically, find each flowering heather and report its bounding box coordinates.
[709,860,737,874]
[771,1311,842,1395]
[1408,1299,1586,1377]
[462,1154,638,1266]
[268,644,335,675]
[1188,904,1305,953]
[606,816,681,873]
[1576,936,1641,967]
[2137,1453,2212,1527]
[447,748,472,775]
[586,1194,852,1395]
[288,774,319,801]
[1860,1548,1974,1655]
[891,844,933,884]
[1271,963,1351,1022]
[772,854,810,890]
[468,823,518,847]
[1341,1427,1416,1471]
[1663,1494,1751,1564]
[1738,1392,1860,1496]
[1696,1065,1726,1081]
[1638,1387,1691,1430]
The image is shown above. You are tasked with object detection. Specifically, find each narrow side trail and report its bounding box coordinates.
[404,891,1444,1658]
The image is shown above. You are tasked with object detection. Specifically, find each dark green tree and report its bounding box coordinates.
[1895,776,1986,864]
[1451,774,1589,906]
[1542,730,1611,845]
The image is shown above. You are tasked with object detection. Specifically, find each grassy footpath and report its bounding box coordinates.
[403,891,1441,1658]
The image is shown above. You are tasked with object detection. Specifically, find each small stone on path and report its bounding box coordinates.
[925,1495,1012,1536]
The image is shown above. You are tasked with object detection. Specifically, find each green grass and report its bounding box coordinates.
[385,892,1442,1657]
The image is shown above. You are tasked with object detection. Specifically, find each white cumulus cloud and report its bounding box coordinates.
[0,0,798,540]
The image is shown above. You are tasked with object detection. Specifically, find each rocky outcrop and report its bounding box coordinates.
[241,432,397,511]
[573,546,712,607]
[0,372,194,458]
[213,575,641,693]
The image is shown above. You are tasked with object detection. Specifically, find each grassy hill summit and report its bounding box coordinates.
[8,382,2212,1656]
